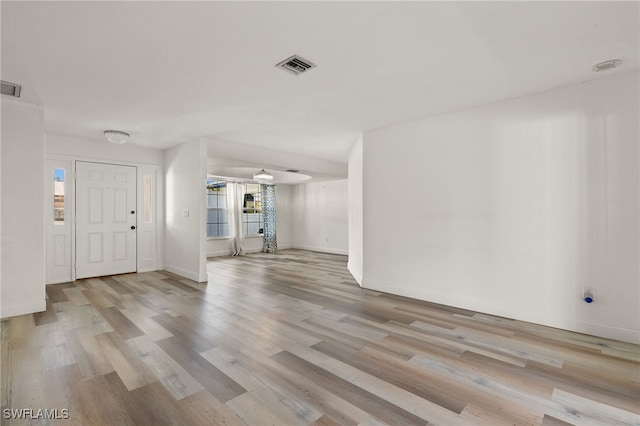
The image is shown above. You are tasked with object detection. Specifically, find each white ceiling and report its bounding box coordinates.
[2,1,638,164]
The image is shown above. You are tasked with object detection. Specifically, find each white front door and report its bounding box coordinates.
[76,161,137,279]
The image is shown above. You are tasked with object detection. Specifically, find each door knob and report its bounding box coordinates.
[131,226,136,230]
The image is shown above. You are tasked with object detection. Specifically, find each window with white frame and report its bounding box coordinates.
[206,180,229,238]
[242,183,264,236]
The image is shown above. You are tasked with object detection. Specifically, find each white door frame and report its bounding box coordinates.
[44,155,163,284]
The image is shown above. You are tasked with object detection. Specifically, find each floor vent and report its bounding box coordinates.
[1,80,22,97]
[276,55,316,76]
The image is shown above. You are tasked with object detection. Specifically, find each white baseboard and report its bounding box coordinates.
[347,262,363,286]
[559,318,639,345]
[1,299,46,319]
[245,247,264,254]
[292,244,348,256]
[46,279,72,285]
[248,244,293,253]
[207,244,294,258]
[207,249,232,258]
[164,264,200,282]
[362,278,640,345]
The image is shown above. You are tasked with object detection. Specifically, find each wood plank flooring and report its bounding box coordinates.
[1,249,639,425]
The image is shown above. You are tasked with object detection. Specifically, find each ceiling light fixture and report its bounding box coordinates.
[253,169,274,184]
[592,59,622,72]
[104,130,129,144]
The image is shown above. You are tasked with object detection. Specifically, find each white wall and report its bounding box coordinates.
[206,138,347,179]
[348,136,364,285]
[275,184,294,251]
[206,185,293,257]
[0,100,2,316]
[363,72,639,344]
[45,133,165,280]
[292,180,349,255]
[47,133,164,166]
[1,98,46,318]
[165,140,207,282]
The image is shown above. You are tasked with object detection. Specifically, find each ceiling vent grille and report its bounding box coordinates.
[276,55,316,76]
[1,80,22,98]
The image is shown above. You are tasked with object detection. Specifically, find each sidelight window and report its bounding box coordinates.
[53,168,65,225]
[206,180,229,238]
[242,183,264,236]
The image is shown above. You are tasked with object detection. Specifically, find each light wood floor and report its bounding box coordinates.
[1,249,639,425]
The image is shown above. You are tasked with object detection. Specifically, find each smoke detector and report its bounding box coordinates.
[592,59,622,72]
[276,55,316,76]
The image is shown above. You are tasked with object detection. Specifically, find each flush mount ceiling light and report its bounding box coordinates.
[253,169,274,184]
[592,59,622,72]
[104,130,129,144]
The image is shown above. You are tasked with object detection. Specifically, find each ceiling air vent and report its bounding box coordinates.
[1,80,21,97]
[276,55,316,76]
[286,169,300,173]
